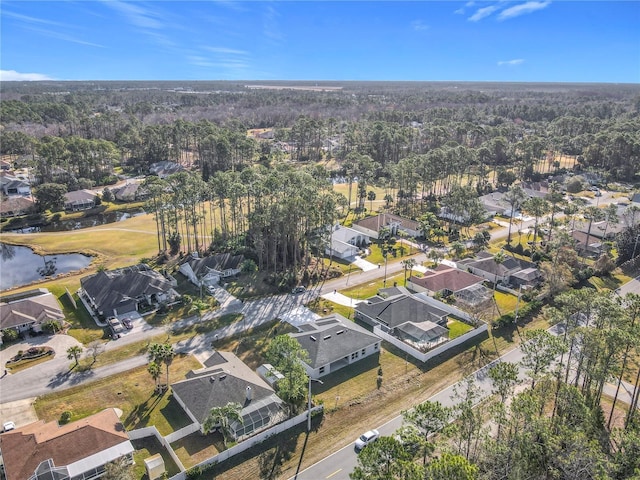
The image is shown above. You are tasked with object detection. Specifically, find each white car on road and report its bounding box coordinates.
[355,429,379,451]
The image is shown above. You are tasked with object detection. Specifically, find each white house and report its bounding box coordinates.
[289,314,381,379]
[352,213,422,240]
[326,225,368,260]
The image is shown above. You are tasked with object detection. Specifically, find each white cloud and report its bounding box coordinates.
[203,46,249,56]
[0,70,54,81]
[498,59,524,66]
[411,20,429,31]
[105,0,163,29]
[498,1,551,20]
[454,8,465,15]
[468,5,500,22]
[2,11,68,27]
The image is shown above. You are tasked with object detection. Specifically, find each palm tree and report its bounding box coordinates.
[203,402,244,448]
[504,185,526,244]
[148,343,175,390]
[492,251,507,316]
[148,361,162,393]
[582,206,605,255]
[522,196,550,241]
[66,345,82,367]
[401,258,417,285]
[367,190,376,213]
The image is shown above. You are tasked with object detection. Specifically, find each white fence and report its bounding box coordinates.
[374,323,488,363]
[164,422,201,444]
[169,406,323,480]
[128,426,186,473]
[413,293,473,323]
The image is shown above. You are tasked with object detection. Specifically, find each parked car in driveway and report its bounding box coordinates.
[3,421,16,432]
[291,286,306,294]
[355,429,379,451]
[122,318,133,329]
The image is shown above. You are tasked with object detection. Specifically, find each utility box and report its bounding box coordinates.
[144,453,165,480]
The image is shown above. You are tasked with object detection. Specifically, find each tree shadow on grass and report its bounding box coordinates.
[123,392,164,430]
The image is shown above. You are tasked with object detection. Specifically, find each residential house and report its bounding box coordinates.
[352,213,421,240]
[394,320,449,352]
[407,265,488,304]
[510,268,542,289]
[149,161,184,179]
[112,182,147,202]
[0,175,31,197]
[326,224,368,260]
[521,181,549,199]
[0,289,65,342]
[80,264,179,319]
[289,314,381,378]
[179,253,245,287]
[354,288,455,353]
[64,189,98,211]
[631,193,640,206]
[571,230,602,256]
[0,196,35,218]
[171,351,286,440]
[0,408,134,480]
[478,192,514,217]
[355,287,449,329]
[458,251,537,285]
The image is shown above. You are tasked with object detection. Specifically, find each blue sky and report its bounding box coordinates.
[1,1,638,83]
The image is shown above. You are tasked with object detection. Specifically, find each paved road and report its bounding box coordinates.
[291,321,636,480]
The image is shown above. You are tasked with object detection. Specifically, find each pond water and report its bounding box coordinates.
[11,209,146,233]
[0,243,93,291]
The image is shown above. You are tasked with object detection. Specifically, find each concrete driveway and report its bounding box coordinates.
[0,398,38,429]
[0,334,83,367]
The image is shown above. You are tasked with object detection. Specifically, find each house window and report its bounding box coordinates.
[362,348,366,355]
[374,343,379,350]
[351,351,359,360]
[319,366,325,374]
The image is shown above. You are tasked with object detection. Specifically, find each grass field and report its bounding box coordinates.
[34,354,202,436]
[448,319,473,339]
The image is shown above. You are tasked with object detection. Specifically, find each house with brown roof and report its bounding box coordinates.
[407,265,487,304]
[352,213,421,240]
[171,351,286,441]
[0,408,134,480]
[0,195,35,217]
[0,289,64,342]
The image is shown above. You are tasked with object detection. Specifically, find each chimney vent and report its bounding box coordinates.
[246,386,253,401]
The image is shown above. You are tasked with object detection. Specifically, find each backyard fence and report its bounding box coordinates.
[128,426,186,473]
[169,406,323,480]
[374,323,488,363]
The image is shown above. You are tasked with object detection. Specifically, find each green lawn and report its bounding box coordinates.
[341,272,406,299]
[34,354,202,436]
[307,298,354,320]
[448,319,473,339]
[132,436,182,479]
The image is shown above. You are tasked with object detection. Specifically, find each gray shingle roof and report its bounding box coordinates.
[186,253,245,277]
[80,265,174,314]
[290,314,380,369]
[355,294,448,328]
[171,352,282,425]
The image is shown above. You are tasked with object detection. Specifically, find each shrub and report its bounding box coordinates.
[60,411,72,424]
[2,329,19,343]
